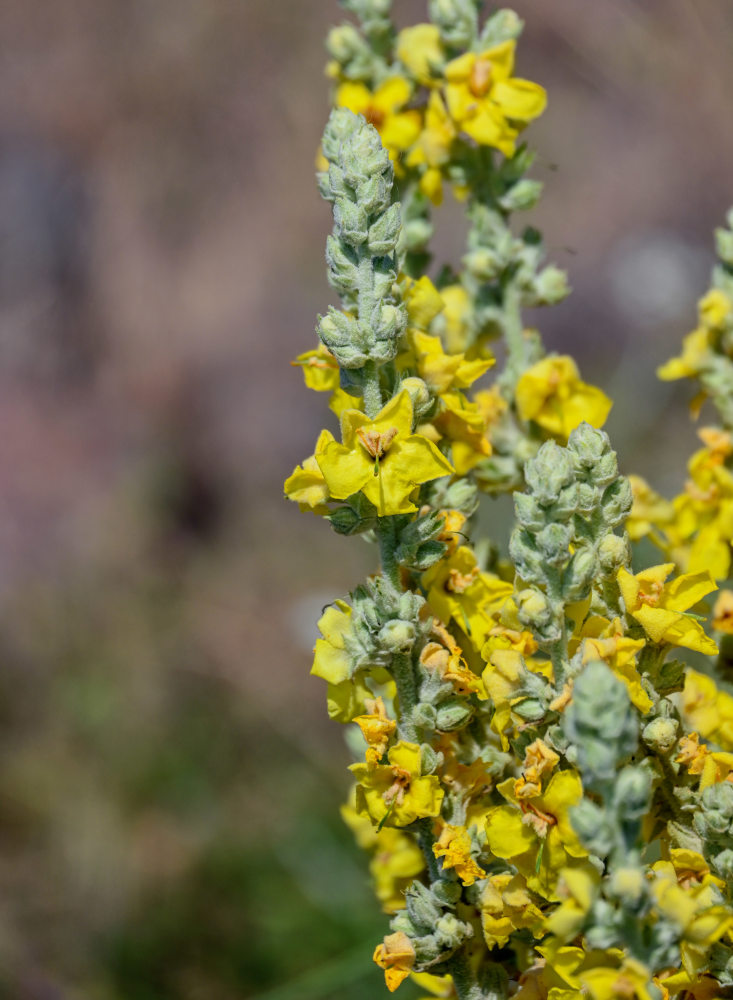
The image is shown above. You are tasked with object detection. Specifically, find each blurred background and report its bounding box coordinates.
[0,1,731,997]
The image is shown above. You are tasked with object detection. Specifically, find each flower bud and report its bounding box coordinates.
[613,767,651,820]
[326,23,364,62]
[598,533,630,574]
[405,880,441,933]
[420,743,440,775]
[431,879,461,906]
[378,620,416,653]
[532,265,571,305]
[334,199,369,245]
[400,377,432,419]
[642,716,678,753]
[413,702,437,729]
[436,698,474,731]
[499,179,543,213]
[368,201,402,254]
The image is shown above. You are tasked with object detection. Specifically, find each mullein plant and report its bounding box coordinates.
[284,2,733,997]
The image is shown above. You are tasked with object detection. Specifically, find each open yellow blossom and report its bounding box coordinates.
[443,41,547,156]
[481,872,545,949]
[431,390,492,474]
[485,769,589,900]
[582,958,657,1000]
[433,824,486,885]
[433,284,472,355]
[342,793,425,912]
[546,866,600,942]
[336,78,421,161]
[317,390,453,517]
[371,830,426,913]
[373,930,416,993]
[292,343,339,392]
[420,621,486,699]
[658,289,733,381]
[579,617,652,713]
[651,863,733,977]
[403,275,445,330]
[354,697,397,767]
[516,356,612,439]
[284,429,334,513]
[311,599,354,686]
[405,91,457,204]
[712,589,733,633]
[423,546,513,648]
[351,740,444,827]
[676,732,733,790]
[626,475,676,544]
[409,971,455,999]
[482,649,527,745]
[514,739,560,800]
[404,331,493,396]
[681,669,733,750]
[397,24,444,86]
[617,564,718,654]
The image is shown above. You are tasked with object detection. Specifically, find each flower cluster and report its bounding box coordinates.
[285,3,733,998]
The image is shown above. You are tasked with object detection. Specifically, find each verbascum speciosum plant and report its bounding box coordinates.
[285,3,733,997]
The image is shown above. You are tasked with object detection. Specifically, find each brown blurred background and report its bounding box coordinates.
[0,1,731,997]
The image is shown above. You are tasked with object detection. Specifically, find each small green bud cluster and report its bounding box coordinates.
[317,110,406,372]
[461,204,569,343]
[694,783,733,885]
[510,425,631,647]
[393,879,474,965]
[715,207,733,269]
[333,577,428,681]
[429,0,480,50]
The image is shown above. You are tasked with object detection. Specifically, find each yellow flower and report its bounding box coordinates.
[433,824,486,885]
[485,769,589,900]
[514,738,560,800]
[657,289,732,382]
[626,474,676,544]
[371,829,426,913]
[657,327,710,382]
[515,355,612,439]
[682,669,733,751]
[341,792,425,912]
[581,958,657,1000]
[409,971,455,999]
[292,343,340,392]
[712,589,733,633]
[312,599,354,686]
[699,288,732,329]
[422,546,513,648]
[405,91,457,204]
[354,696,397,767]
[431,390,492,474]
[420,621,487,699]
[351,740,444,827]
[397,24,444,86]
[373,930,416,993]
[481,649,527,746]
[403,275,445,330]
[579,617,652,714]
[480,872,545,948]
[617,563,718,655]
[651,863,733,977]
[317,390,454,517]
[284,429,334,513]
[443,41,547,156]
[336,77,421,162]
[434,284,472,355]
[545,865,600,941]
[403,331,493,396]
